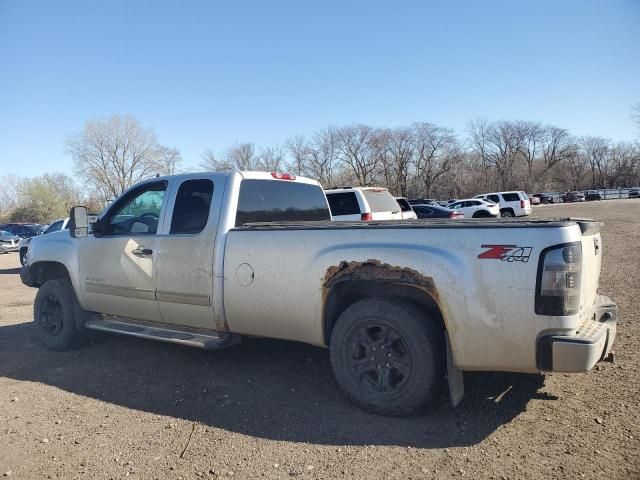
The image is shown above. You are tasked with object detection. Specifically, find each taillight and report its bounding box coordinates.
[361,212,372,221]
[520,200,525,208]
[271,172,296,180]
[449,211,462,219]
[535,242,582,315]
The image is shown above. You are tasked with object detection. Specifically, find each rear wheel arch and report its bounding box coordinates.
[500,208,515,217]
[323,272,447,346]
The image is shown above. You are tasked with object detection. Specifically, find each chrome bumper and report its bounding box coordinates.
[537,295,617,373]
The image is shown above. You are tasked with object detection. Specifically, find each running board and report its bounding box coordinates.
[84,316,238,350]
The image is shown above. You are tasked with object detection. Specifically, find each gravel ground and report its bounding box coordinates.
[0,200,638,480]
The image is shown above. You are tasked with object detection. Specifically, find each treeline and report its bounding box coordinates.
[2,112,639,224]
[202,119,640,199]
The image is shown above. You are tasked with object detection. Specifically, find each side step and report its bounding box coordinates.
[84,316,239,350]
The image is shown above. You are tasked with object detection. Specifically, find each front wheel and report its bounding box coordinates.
[329,297,444,416]
[34,279,87,350]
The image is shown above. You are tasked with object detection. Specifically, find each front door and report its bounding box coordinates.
[78,180,168,322]
[155,176,223,329]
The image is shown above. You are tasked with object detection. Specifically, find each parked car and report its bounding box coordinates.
[21,171,618,416]
[532,193,555,204]
[0,230,20,254]
[474,191,531,217]
[628,189,640,199]
[19,218,69,266]
[562,191,586,203]
[585,191,602,201]
[529,195,541,205]
[394,197,417,220]
[411,203,464,219]
[447,199,500,218]
[4,223,42,238]
[325,187,402,221]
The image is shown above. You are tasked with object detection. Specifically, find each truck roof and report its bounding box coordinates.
[147,171,322,187]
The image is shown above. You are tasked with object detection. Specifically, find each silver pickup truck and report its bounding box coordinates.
[21,171,617,416]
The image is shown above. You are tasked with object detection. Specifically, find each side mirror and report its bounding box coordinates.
[69,206,88,238]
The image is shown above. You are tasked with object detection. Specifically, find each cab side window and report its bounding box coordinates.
[170,179,214,234]
[105,182,167,235]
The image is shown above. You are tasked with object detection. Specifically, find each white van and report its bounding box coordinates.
[325,187,403,221]
[474,191,531,217]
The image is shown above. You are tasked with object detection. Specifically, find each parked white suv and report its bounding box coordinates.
[475,191,531,217]
[448,199,500,218]
[325,187,402,221]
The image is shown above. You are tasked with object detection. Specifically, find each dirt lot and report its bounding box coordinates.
[1,200,638,480]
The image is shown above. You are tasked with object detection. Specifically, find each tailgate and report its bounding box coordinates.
[577,221,602,319]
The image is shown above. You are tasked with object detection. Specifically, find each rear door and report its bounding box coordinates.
[155,175,225,329]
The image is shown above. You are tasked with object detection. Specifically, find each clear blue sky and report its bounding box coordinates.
[1,0,639,178]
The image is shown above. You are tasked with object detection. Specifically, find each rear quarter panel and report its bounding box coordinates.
[223,223,585,372]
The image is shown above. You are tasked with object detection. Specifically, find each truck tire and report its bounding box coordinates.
[329,297,444,416]
[34,279,87,351]
[19,248,27,266]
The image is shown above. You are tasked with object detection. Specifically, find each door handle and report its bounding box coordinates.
[131,246,153,257]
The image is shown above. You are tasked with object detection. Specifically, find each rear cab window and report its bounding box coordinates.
[235,180,331,226]
[362,189,400,213]
[326,192,361,216]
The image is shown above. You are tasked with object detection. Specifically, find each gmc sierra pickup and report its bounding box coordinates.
[21,171,617,416]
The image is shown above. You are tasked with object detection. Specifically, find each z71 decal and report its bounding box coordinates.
[479,245,533,263]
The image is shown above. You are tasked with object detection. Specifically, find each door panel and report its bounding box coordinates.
[155,176,225,330]
[79,181,168,321]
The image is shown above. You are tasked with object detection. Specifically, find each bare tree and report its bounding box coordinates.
[67,114,178,202]
[632,102,640,137]
[256,144,286,171]
[412,122,458,197]
[201,142,258,171]
[564,150,588,190]
[467,118,492,190]
[580,136,610,187]
[520,121,544,190]
[385,127,414,196]
[286,135,310,175]
[307,127,339,187]
[154,146,183,175]
[337,124,378,186]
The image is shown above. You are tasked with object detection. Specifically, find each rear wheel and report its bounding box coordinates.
[329,297,444,416]
[500,209,515,217]
[472,210,489,218]
[34,279,87,350]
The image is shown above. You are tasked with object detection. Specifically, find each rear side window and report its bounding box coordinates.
[170,179,214,234]
[414,206,432,215]
[502,193,520,202]
[487,194,500,203]
[326,192,361,216]
[235,180,330,226]
[362,190,400,213]
[396,198,412,212]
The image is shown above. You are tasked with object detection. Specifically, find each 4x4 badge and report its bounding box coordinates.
[479,245,533,263]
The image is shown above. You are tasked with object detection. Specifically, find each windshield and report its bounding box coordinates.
[362,189,400,213]
[0,230,15,237]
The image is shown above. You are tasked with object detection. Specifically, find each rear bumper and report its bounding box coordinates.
[0,244,19,253]
[537,295,617,373]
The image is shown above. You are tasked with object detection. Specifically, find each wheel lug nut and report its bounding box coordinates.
[387,353,391,357]
[377,364,381,369]
[372,347,376,352]
[370,357,375,361]
[386,362,391,368]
